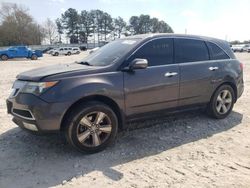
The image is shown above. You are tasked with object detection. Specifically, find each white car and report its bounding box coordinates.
[72,47,81,54]
[51,47,73,56]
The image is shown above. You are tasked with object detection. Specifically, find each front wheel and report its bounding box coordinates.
[64,102,118,153]
[207,85,235,119]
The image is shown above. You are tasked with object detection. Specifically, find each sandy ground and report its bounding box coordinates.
[0,52,250,188]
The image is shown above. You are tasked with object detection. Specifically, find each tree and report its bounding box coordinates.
[61,8,79,44]
[0,2,44,46]
[129,14,173,35]
[56,18,63,43]
[79,10,94,43]
[43,18,57,44]
[114,16,126,38]
[101,12,113,41]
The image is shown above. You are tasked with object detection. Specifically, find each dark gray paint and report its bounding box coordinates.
[7,34,244,131]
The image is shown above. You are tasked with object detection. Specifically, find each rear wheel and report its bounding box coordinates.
[64,102,118,153]
[67,52,71,56]
[1,54,8,61]
[31,54,38,60]
[207,84,235,119]
[55,52,59,56]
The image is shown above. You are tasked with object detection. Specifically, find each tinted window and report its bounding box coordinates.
[207,42,229,60]
[129,38,174,66]
[175,38,209,63]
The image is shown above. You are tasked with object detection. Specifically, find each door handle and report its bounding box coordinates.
[208,67,219,71]
[165,72,178,77]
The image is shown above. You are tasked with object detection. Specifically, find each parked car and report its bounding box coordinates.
[51,47,73,56]
[6,34,244,153]
[42,47,54,54]
[231,44,244,52]
[79,46,87,51]
[0,46,43,61]
[72,47,81,54]
[242,44,250,52]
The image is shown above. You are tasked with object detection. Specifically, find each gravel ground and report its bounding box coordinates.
[0,53,250,188]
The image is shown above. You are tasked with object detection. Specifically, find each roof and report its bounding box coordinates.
[125,33,235,59]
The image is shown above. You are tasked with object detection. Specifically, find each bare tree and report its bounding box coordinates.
[0,2,44,46]
[43,18,57,44]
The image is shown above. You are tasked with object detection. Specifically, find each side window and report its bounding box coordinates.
[207,42,230,60]
[129,38,174,66]
[175,38,209,63]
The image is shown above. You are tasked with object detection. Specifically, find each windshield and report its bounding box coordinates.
[81,38,142,66]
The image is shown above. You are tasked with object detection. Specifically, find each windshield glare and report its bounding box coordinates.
[81,39,142,66]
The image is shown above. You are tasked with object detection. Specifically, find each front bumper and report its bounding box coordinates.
[6,93,70,132]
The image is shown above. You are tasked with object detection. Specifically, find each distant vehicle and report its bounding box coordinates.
[51,47,73,56]
[242,44,250,52]
[0,46,43,61]
[42,47,53,54]
[231,45,243,52]
[72,47,81,54]
[79,46,87,51]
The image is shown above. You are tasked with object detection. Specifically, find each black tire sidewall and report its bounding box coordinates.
[209,85,235,119]
[1,55,8,61]
[65,102,118,153]
[31,54,37,60]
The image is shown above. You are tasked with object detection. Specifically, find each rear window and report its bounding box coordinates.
[175,38,209,63]
[207,42,230,60]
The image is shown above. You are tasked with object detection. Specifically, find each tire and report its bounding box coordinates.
[1,54,8,61]
[55,52,59,56]
[31,54,38,60]
[207,84,235,119]
[67,52,71,56]
[76,51,80,54]
[64,102,118,153]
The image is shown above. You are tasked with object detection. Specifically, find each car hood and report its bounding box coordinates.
[17,63,98,81]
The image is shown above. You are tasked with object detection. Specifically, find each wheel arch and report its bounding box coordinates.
[60,95,125,131]
[212,81,238,103]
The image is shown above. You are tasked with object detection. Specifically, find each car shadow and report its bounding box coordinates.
[0,110,243,188]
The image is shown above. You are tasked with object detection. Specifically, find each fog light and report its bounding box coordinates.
[23,122,38,131]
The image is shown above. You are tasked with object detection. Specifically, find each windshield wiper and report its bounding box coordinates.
[76,61,93,66]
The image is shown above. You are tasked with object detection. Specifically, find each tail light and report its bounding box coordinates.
[240,62,243,71]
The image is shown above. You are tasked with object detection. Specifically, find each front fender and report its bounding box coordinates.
[40,72,124,110]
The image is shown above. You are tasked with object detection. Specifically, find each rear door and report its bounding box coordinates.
[124,38,180,116]
[175,38,219,106]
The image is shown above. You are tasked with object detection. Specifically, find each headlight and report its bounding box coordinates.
[21,81,58,95]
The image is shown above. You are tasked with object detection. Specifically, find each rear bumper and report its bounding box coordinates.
[6,93,71,132]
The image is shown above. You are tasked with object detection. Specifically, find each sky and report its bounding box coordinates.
[1,0,250,41]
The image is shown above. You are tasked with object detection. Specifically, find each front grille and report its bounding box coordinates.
[12,108,35,120]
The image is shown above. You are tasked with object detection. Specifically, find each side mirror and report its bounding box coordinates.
[124,58,148,71]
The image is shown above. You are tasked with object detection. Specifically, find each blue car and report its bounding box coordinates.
[0,46,43,61]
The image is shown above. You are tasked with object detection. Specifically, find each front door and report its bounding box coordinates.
[123,38,180,116]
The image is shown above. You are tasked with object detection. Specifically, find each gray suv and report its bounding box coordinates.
[6,34,244,153]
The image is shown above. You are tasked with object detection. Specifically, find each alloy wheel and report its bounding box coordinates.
[76,111,112,147]
[216,89,232,114]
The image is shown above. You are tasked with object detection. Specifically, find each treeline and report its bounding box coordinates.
[0,3,174,46]
[57,8,174,44]
[0,3,44,46]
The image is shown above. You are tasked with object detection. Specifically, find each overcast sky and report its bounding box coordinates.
[1,0,250,41]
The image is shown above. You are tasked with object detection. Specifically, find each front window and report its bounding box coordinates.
[80,38,142,66]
